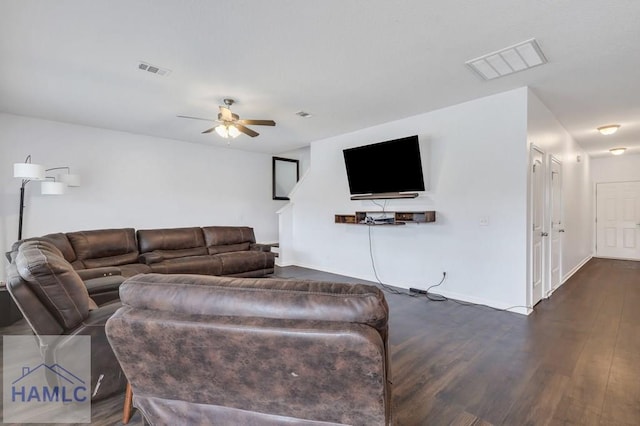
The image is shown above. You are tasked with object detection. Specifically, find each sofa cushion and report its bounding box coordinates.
[207,242,250,255]
[118,263,152,277]
[67,228,138,267]
[147,256,222,275]
[76,266,122,281]
[81,253,140,269]
[139,247,208,264]
[6,233,77,264]
[214,251,274,276]
[137,227,205,253]
[202,226,256,247]
[40,233,78,262]
[15,240,89,330]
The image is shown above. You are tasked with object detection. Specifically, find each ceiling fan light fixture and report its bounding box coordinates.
[597,124,620,135]
[215,125,229,138]
[609,147,626,155]
[228,125,241,138]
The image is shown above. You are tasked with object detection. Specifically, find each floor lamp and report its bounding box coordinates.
[13,155,81,240]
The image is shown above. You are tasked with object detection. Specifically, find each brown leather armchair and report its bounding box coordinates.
[6,240,128,400]
[106,273,392,425]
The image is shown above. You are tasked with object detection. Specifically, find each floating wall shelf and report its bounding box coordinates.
[335,211,436,225]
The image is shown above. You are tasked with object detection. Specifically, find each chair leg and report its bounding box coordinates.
[123,382,133,424]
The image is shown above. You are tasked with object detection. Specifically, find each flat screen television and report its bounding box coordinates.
[343,135,425,199]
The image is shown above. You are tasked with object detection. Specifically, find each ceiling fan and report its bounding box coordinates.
[177,98,276,138]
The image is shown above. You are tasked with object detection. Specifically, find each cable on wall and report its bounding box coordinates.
[364,203,533,314]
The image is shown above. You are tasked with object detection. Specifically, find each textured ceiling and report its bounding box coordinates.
[1,0,639,156]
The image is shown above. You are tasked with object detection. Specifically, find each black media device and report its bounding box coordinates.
[343,135,425,199]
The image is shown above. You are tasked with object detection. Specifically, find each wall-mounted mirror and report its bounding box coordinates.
[273,157,299,200]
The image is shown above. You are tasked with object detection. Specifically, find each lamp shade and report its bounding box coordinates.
[41,181,66,195]
[14,163,45,180]
[58,173,81,187]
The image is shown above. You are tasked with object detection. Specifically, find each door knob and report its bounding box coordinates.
[541,232,549,237]
[559,229,565,233]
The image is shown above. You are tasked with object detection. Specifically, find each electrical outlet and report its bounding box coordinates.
[479,216,489,226]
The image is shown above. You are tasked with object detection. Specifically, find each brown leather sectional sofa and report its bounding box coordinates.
[4,225,276,403]
[7,226,275,304]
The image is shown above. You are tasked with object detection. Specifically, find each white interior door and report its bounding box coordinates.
[596,181,640,260]
[530,146,546,306]
[549,157,563,294]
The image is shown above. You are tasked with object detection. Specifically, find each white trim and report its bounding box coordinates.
[593,255,640,262]
[561,255,592,285]
[433,288,532,316]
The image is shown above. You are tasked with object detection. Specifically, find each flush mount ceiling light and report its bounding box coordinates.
[466,38,547,80]
[609,147,626,155]
[597,124,620,135]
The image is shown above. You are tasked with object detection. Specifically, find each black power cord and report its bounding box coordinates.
[410,272,447,301]
[365,211,532,313]
[367,224,418,296]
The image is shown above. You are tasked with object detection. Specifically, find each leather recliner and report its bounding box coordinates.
[106,273,392,425]
[6,240,128,400]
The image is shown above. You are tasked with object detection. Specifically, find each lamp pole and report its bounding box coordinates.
[18,181,27,240]
[13,156,78,240]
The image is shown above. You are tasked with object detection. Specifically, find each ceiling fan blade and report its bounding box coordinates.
[202,127,217,134]
[235,124,259,137]
[177,115,216,122]
[219,106,233,121]
[238,119,276,126]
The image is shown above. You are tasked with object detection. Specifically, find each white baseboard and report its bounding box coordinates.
[433,289,531,316]
[545,255,592,298]
[561,255,592,285]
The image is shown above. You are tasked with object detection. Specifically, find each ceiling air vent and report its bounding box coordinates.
[138,61,172,77]
[466,38,547,80]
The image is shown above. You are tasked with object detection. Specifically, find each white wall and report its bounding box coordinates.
[0,113,281,281]
[591,153,640,183]
[526,90,593,288]
[286,88,530,311]
[276,146,311,179]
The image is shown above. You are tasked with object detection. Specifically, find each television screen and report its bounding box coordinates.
[343,135,425,195]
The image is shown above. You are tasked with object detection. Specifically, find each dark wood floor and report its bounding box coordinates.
[2,257,639,425]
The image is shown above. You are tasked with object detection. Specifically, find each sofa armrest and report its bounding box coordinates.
[249,243,273,253]
[84,275,125,295]
[76,267,122,281]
